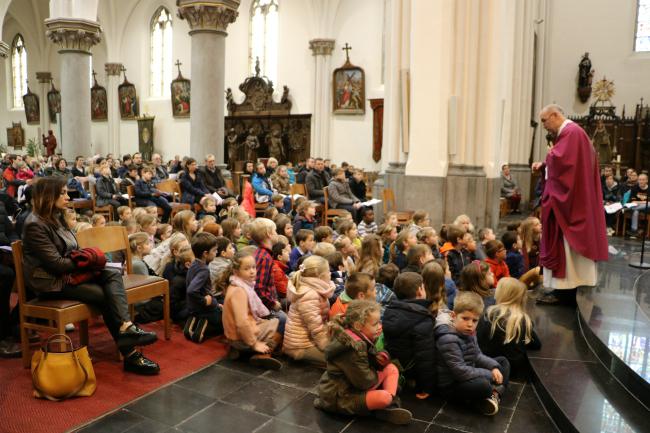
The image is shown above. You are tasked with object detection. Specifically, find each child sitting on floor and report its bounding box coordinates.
[222,247,283,369]
[184,232,223,343]
[377,223,398,264]
[283,255,334,364]
[208,236,235,289]
[168,248,194,322]
[417,227,440,258]
[357,207,378,237]
[446,224,472,286]
[289,229,315,271]
[459,260,496,308]
[435,258,457,310]
[329,272,376,319]
[334,235,358,274]
[271,239,291,305]
[198,196,218,220]
[129,232,156,276]
[401,244,434,273]
[375,263,398,314]
[390,230,417,271]
[293,200,317,233]
[314,225,334,244]
[485,240,510,286]
[435,291,510,416]
[338,220,361,250]
[422,260,448,315]
[315,300,412,425]
[383,272,436,399]
[327,252,347,302]
[477,278,541,379]
[501,231,524,279]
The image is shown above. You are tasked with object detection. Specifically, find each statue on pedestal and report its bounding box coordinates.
[226,128,240,169]
[245,128,260,162]
[592,119,612,164]
[42,130,57,157]
[266,128,284,162]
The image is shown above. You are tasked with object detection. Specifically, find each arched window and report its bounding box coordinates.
[11,34,27,109]
[250,0,279,82]
[150,6,173,97]
[636,0,650,51]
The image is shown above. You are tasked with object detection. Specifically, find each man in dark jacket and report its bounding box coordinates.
[305,158,331,204]
[151,153,169,183]
[382,272,436,397]
[296,158,314,184]
[199,154,233,197]
[435,292,509,416]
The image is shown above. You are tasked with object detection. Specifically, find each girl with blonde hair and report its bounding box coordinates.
[283,255,335,364]
[477,277,541,378]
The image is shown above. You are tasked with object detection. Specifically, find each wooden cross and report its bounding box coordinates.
[342,43,352,62]
[175,59,182,76]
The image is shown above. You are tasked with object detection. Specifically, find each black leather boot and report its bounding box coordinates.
[124,351,160,375]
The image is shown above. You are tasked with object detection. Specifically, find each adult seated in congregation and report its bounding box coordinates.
[305,158,331,204]
[252,162,291,212]
[199,154,232,197]
[22,176,160,374]
[500,164,521,214]
[70,156,87,178]
[328,168,362,219]
[2,154,28,199]
[95,165,127,220]
[532,104,608,305]
[151,153,169,183]
[629,172,650,237]
[179,157,211,204]
[296,157,314,184]
[602,173,621,235]
[117,154,132,178]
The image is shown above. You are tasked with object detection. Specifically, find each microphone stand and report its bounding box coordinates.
[629,189,650,269]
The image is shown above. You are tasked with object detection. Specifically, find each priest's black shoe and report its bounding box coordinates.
[124,351,160,375]
[117,324,157,349]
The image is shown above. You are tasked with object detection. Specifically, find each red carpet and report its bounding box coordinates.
[0,320,228,433]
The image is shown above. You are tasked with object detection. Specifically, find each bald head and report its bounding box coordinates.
[540,104,566,135]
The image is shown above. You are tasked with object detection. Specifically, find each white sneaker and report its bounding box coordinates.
[477,393,500,416]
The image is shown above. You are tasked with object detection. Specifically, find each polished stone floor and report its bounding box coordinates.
[75,357,557,433]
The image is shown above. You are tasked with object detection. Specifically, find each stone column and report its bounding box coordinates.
[36,72,52,139]
[45,18,101,160]
[178,0,239,163]
[308,39,335,158]
[105,63,122,157]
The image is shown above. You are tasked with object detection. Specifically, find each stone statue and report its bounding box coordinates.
[592,119,612,164]
[245,128,260,161]
[225,88,234,114]
[43,130,57,157]
[281,86,289,104]
[266,128,285,162]
[226,127,240,169]
[578,53,593,88]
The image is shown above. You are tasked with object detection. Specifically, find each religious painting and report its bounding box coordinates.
[47,82,61,123]
[91,80,108,121]
[118,78,139,120]
[137,116,154,161]
[170,62,190,118]
[6,122,24,150]
[23,88,40,124]
[333,64,365,115]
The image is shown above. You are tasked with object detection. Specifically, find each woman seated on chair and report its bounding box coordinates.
[179,158,211,205]
[22,176,161,375]
[252,162,291,213]
[328,168,362,221]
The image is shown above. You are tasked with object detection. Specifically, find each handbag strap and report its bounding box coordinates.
[32,334,90,402]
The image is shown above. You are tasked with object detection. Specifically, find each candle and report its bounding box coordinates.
[617,154,621,162]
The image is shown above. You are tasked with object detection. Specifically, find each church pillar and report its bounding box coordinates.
[36,72,52,140]
[177,0,239,163]
[45,18,101,160]
[105,62,122,157]
[309,39,335,159]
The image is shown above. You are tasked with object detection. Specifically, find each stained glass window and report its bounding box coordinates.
[150,7,173,97]
[250,0,279,83]
[635,0,650,51]
[11,34,27,109]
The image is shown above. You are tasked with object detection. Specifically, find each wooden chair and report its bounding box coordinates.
[619,208,650,238]
[76,226,171,340]
[290,183,307,210]
[125,184,136,208]
[155,179,191,218]
[90,184,113,222]
[322,187,348,227]
[499,197,510,218]
[13,240,95,368]
[225,178,235,193]
[382,188,414,225]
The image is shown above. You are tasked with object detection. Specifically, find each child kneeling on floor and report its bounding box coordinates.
[315,300,412,425]
[283,255,334,364]
[222,247,283,370]
[435,291,510,416]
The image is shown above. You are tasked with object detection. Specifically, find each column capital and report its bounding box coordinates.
[36,72,53,83]
[44,18,102,54]
[177,0,240,35]
[0,41,9,58]
[309,39,335,56]
[105,62,123,76]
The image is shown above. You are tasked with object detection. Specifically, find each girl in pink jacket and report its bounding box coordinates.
[283,255,334,364]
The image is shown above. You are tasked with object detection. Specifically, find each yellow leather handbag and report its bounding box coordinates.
[30,334,96,401]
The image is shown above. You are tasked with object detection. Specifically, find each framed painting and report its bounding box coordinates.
[7,122,24,150]
[137,116,155,161]
[171,62,190,118]
[118,77,139,120]
[47,82,61,123]
[23,88,40,124]
[333,65,365,115]
[91,81,108,121]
